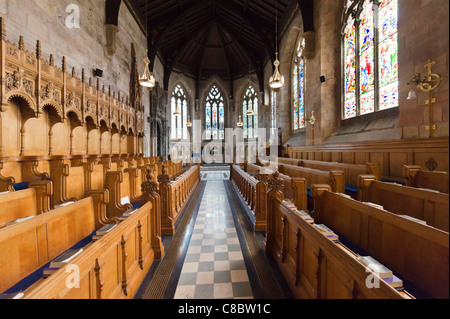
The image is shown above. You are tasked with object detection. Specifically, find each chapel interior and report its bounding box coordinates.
[0,0,448,301]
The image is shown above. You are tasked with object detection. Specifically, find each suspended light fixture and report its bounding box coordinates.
[173,105,181,116]
[140,5,155,89]
[237,113,244,127]
[186,108,192,127]
[246,97,254,116]
[246,65,254,116]
[139,53,156,88]
[269,0,284,90]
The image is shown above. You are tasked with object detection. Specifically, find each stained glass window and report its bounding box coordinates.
[171,85,189,140]
[271,90,277,133]
[342,0,398,119]
[242,86,258,139]
[205,86,225,140]
[293,37,306,130]
[379,0,399,110]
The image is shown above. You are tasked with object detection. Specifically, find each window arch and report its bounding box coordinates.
[242,86,259,139]
[205,85,225,140]
[171,84,188,140]
[343,0,398,119]
[293,37,306,130]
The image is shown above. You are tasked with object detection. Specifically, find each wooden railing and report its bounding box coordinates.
[158,164,200,235]
[231,164,269,232]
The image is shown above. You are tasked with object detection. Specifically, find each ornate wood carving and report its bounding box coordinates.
[94,258,105,299]
[120,235,128,297]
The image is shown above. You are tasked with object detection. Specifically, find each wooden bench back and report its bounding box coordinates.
[23,202,158,299]
[0,197,96,294]
[312,187,449,299]
[359,176,449,232]
[279,163,345,194]
[301,160,380,187]
[404,166,449,194]
[267,198,412,299]
[0,188,38,228]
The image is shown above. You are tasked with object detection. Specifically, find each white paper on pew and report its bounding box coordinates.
[121,196,131,205]
[55,201,75,208]
[0,191,10,195]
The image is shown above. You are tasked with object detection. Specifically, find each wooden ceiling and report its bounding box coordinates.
[109,0,314,93]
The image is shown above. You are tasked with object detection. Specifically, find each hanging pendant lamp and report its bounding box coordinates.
[269,0,284,90]
[139,54,156,88]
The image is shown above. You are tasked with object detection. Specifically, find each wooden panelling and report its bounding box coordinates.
[287,138,449,179]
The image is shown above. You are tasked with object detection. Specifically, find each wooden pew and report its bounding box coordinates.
[0,186,53,228]
[278,157,380,194]
[231,164,268,232]
[277,163,345,194]
[403,165,449,194]
[245,163,307,212]
[21,200,162,299]
[158,164,200,235]
[266,189,413,299]
[311,185,449,299]
[0,198,98,295]
[358,175,449,232]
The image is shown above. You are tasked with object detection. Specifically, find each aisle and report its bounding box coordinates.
[135,168,291,300]
[173,180,254,299]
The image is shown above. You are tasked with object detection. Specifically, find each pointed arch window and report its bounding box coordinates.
[243,86,259,139]
[205,85,225,140]
[343,0,398,119]
[171,85,188,140]
[293,37,306,130]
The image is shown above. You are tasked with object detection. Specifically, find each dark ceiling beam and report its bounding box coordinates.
[298,0,315,32]
[214,0,276,70]
[148,1,210,71]
[216,25,234,100]
[215,18,265,94]
[122,0,149,37]
[163,22,213,91]
[196,25,214,99]
[105,0,122,26]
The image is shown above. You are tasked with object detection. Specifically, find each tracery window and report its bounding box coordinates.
[171,85,188,140]
[242,86,259,139]
[293,37,306,130]
[343,0,398,119]
[205,85,225,140]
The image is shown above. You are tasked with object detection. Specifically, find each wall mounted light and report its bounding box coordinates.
[407,59,442,138]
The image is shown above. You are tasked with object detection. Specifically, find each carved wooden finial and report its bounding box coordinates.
[49,54,54,66]
[62,56,66,73]
[82,68,85,82]
[89,77,92,87]
[102,85,105,94]
[36,40,41,59]
[72,67,76,77]
[0,17,6,41]
[97,77,100,90]
[18,36,24,50]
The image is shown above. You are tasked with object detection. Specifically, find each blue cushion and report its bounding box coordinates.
[345,185,359,193]
[13,182,29,191]
[132,203,141,210]
[307,188,311,197]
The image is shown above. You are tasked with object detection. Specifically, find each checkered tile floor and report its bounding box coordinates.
[174,180,254,299]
